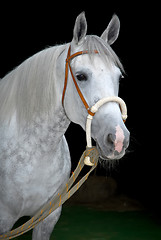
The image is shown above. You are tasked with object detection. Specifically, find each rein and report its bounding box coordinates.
[0,147,99,240]
[0,45,127,240]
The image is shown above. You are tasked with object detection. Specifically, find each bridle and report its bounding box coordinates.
[62,45,127,166]
[62,45,98,116]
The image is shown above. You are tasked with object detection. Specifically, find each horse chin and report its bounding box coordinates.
[96,143,125,161]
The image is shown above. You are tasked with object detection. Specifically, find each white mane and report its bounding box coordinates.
[0,44,67,126]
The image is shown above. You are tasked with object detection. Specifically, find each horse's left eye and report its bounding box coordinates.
[76,74,87,81]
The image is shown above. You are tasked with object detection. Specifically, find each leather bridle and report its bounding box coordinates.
[62,45,98,116]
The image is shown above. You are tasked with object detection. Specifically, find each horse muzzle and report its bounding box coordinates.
[84,96,129,166]
[96,125,130,161]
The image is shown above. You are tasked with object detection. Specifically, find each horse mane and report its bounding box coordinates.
[0,44,67,126]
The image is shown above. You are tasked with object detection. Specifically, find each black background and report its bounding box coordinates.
[0,2,159,214]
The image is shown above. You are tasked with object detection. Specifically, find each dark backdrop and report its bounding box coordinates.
[0,2,159,214]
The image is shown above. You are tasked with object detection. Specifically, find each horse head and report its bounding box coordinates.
[63,12,130,161]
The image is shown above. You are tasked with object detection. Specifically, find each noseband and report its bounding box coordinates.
[62,45,127,165]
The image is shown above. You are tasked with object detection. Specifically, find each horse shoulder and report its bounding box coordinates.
[0,116,71,216]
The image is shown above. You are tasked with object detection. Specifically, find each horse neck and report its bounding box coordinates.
[29,109,70,148]
[0,44,71,145]
[23,44,71,141]
[25,45,71,147]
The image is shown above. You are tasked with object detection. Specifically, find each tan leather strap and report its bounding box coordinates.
[62,45,98,116]
[62,46,71,107]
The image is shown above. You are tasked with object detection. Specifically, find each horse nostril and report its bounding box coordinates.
[107,133,115,145]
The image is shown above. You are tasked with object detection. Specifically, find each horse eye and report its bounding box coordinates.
[76,73,87,81]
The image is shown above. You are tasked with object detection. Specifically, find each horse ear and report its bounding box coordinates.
[101,14,120,45]
[73,12,87,45]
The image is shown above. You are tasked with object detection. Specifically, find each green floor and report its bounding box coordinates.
[16,206,161,240]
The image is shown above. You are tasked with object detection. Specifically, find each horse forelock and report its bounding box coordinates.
[82,35,124,73]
